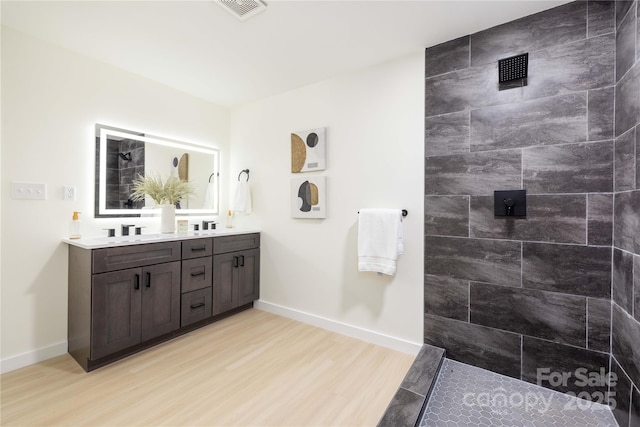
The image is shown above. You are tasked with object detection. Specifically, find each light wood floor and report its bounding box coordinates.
[1,309,414,426]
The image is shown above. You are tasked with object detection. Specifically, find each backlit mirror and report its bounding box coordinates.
[95,124,219,218]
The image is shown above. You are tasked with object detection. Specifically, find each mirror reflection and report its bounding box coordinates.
[95,124,219,218]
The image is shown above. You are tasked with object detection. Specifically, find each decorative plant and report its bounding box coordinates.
[130,173,195,206]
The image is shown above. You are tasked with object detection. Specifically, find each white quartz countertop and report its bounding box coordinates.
[63,228,261,249]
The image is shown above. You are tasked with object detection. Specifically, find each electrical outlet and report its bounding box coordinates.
[64,186,76,201]
[11,182,47,200]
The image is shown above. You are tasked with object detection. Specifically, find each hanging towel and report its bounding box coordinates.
[358,208,403,276]
[232,180,252,214]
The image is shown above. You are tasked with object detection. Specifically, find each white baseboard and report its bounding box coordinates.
[1,341,67,374]
[254,300,421,356]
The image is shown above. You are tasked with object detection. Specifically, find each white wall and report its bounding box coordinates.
[229,52,425,349]
[0,27,230,370]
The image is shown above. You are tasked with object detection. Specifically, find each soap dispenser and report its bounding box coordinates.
[70,211,82,239]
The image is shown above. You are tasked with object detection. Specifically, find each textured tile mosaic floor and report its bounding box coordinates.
[420,359,618,427]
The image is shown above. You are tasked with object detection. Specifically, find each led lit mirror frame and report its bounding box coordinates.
[95,124,220,218]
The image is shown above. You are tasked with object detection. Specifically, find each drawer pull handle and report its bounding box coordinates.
[233,256,239,268]
[191,246,206,252]
[146,272,151,288]
[134,274,140,290]
[240,255,245,267]
[190,271,205,277]
[190,302,205,309]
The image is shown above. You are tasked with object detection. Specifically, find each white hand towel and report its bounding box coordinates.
[358,208,403,276]
[232,180,252,214]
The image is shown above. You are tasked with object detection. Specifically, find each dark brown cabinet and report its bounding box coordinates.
[212,234,260,316]
[68,233,259,372]
[91,262,180,359]
[180,238,213,327]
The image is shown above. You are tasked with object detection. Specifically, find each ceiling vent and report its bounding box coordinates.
[214,0,267,21]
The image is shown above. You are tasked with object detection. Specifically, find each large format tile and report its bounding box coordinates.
[424,111,469,156]
[424,236,521,287]
[631,384,640,427]
[613,303,640,387]
[424,274,468,321]
[588,193,613,246]
[635,255,640,323]
[617,2,637,82]
[588,297,611,352]
[616,0,636,29]
[616,61,640,137]
[470,282,586,347]
[424,196,468,237]
[469,195,587,244]
[611,357,633,427]
[424,63,520,117]
[616,129,636,192]
[523,141,613,193]
[614,190,640,254]
[377,387,424,427]
[524,33,615,101]
[470,93,587,152]
[424,314,521,378]
[400,344,445,397]
[637,126,640,189]
[522,243,611,298]
[425,36,469,78]
[588,0,616,38]
[522,336,610,395]
[589,86,615,141]
[425,150,521,196]
[614,248,635,314]
[470,2,587,66]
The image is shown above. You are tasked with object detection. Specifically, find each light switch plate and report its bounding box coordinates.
[11,182,47,200]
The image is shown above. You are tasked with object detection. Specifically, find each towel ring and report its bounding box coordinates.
[208,172,219,183]
[238,169,250,181]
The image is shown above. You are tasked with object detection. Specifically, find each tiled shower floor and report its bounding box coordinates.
[419,359,618,427]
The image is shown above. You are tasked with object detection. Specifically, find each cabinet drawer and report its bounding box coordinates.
[93,241,181,273]
[181,256,212,293]
[181,288,212,327]
[214,233,260,254]
[182,238,213,260]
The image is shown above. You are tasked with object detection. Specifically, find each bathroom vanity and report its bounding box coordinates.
[65,231,260,371]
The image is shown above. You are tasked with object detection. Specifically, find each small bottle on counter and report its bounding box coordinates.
[70,211,82,239]
[226,209,234,228]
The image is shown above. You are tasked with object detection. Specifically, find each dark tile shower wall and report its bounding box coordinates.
[612,1,640,426]
[424,1,621,399]
[105,138,145,209]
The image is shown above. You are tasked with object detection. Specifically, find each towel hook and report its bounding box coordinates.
[237,169,250,181]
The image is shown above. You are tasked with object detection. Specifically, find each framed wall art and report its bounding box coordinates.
[291,175,326,219]
[291,127,326,173]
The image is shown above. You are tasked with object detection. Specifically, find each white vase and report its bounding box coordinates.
[160,204,176,233]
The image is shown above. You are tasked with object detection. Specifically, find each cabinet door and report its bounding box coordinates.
[212,252,236,316]
[92,268,142,360]
[237,248,260,306]
[141,261,181,341]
